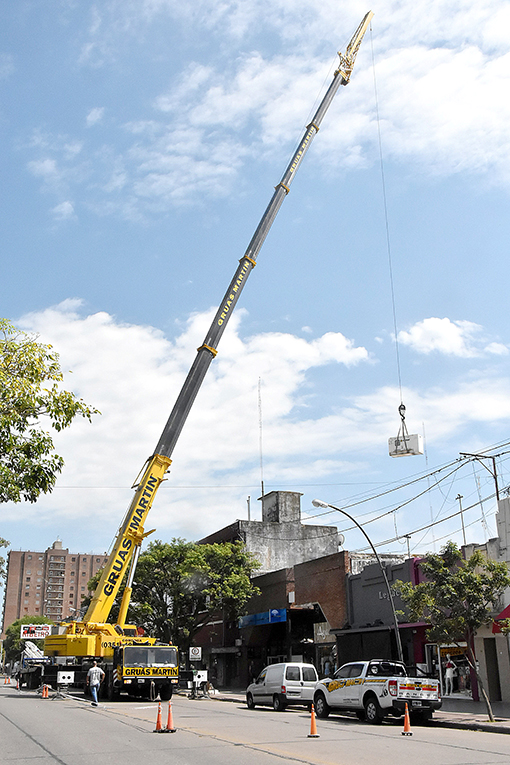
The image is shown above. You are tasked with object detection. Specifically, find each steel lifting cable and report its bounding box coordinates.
[369,23,408,440]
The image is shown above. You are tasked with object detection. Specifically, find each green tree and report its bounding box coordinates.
[396,541,510,721]
[129,539,260,651]
[0,535,8,581]
[0,319,99,502]
[3,615,54,663]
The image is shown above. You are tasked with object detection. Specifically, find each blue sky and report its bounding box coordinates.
[2,1,510,564]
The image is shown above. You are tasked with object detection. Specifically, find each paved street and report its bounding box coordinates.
[3,684,510,765]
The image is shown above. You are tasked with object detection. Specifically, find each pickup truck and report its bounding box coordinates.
[313,659,441,724]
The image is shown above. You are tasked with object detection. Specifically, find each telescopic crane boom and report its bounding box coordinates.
[68,11,373,636]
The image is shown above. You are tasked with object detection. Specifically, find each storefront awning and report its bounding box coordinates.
[492,603,510,634]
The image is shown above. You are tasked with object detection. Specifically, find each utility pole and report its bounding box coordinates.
[460,452,500,501]
[456,494,467,546]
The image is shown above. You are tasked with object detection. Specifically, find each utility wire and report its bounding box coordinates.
[354,490,501,551]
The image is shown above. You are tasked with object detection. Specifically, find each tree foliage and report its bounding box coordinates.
[0,535,8,581]
[0,319,99,502]
[396,541,510,720]
[129,539,260,649]
[3,615,54,663]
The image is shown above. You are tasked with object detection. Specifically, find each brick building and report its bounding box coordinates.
[195,550,350,688]
[1,539,108,637]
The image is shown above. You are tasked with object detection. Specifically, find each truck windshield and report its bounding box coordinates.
[124,646,178,668]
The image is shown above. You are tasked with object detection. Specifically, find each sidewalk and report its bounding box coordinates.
[209,687,510,735]
[435,694,510,734]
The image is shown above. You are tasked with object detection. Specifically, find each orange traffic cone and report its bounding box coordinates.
[153,702,163,733]
[7,677,11,685]
[3,676,6,684]
[42,684,49,699]
[402,702,412,736]
[164,700,176,733]
[308,704,320,738]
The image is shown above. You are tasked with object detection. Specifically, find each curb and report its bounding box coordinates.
[432,717,510,735]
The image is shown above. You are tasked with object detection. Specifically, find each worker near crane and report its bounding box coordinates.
[86,661,105,706]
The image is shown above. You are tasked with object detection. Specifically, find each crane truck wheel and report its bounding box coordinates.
[159,684,173,701]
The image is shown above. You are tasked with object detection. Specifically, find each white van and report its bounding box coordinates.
[246,662,318,711]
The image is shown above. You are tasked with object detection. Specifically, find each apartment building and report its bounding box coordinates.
[1,539,108,637]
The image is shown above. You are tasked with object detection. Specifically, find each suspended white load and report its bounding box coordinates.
[388,402,423,457]
[388,432,423,457]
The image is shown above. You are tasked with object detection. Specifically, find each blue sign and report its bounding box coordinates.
[239,608,287,628]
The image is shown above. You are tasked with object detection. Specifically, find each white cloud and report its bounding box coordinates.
[7,302,510,544]
[10,302,369,537]
[52,201,76,220]
[86,107,105,126]
[398,317,492,357]
[28,158,59,179]
[22,0,510,215]
[0,52,14,80]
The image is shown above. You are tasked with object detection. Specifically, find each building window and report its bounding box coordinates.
[81,586,85,591]
[28,555,32,560]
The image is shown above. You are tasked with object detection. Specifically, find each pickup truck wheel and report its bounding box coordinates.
[246,692,256,709]
[364,696,383,725]
[273,694,286,711]
[314,692,330,719]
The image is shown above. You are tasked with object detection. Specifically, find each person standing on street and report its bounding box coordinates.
[86,660,105,706]
[445,655,455,696]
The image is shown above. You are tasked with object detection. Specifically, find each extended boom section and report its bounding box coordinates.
[155,10,374,461]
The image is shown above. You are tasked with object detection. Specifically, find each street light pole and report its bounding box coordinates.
[312,499,404,664]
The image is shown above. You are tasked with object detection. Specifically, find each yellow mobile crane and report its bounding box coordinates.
[29,12,373,701]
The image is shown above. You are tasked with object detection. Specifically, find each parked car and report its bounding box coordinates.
[313,659,441,724]
[246,662,318,711]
